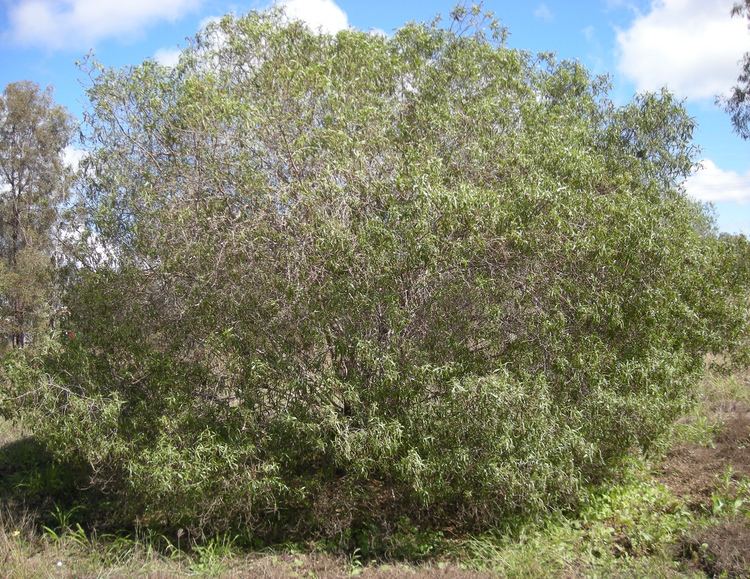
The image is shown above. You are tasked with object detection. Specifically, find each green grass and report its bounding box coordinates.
[456,466,699,577]
[1,369,749,577]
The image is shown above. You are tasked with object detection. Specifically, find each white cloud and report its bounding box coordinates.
[616,0,748,100]
[154,48,181,67]
[276,0,348,34]
[198,15,222,30]
[153,14,220,68]
[63,146,87,171]
[368,28,388,38]
[685,159,750,203]
[533,3,554,22]
[5,0,202,50]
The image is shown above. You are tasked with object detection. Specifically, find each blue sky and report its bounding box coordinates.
[1,0,749,233]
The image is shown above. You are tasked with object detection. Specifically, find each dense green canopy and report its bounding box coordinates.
[4,6,749,541]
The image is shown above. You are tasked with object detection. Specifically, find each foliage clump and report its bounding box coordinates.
[3,6,750,540]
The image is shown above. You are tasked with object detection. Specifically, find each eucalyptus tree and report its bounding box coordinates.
[0,82,74,348]
[721,1,750,138]
[4,6,749,539]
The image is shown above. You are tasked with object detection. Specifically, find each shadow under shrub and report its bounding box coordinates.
[3,5,750,544]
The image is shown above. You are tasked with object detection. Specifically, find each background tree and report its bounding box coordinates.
[0,82,74,348]
[722,1,750,138]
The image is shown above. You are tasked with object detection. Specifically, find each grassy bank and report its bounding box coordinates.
[1,369,749,578]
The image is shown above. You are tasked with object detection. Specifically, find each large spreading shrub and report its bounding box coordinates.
[3,6,750,539]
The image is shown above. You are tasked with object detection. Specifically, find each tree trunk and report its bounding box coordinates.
[11,195,23,348]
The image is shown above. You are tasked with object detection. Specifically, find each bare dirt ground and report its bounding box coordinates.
[659,403,750,508]
[659,393,750,577]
